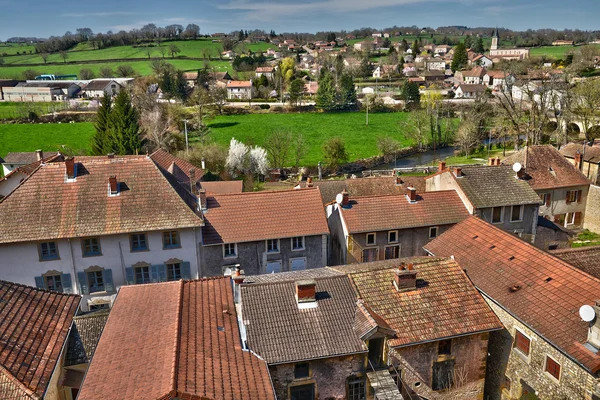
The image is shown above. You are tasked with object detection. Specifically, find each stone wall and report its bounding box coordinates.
[268,354,366,400]
[584,185,600,234]
[483,297,598,400]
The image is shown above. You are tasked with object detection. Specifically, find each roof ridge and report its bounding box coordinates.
[210,187,318,197]
[549,244,600,254]
[242,273,347,287]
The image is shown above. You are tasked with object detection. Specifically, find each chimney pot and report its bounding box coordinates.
[307,177,314,187]
[109,175,118,195]
[296,280,317,305]
[198,189,207,210]
[438,161,446,171]
[455,167,462,177]
[341,189,350,207]
[65,158,76,179]
[395,175,403,186]
[107,153,115,159]
[495,157,501,166]
[35,149,43,161]
[394,267,418,292]
[407,187,417,202]
[575,152,583,170]
[488,157,494,166]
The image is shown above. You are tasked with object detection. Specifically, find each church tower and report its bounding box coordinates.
[491,27,499,50]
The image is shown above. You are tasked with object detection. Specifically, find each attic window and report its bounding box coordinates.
[508,256,515,261]
[489,245,496,249]
[545,277,553,283]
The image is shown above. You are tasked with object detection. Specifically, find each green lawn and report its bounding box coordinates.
[0,123,95,157]
[0,43,37,56]
[572,230,600,248]
[529,44,600,59]
[0,59,231,79]
[206,112,416,166]
[0,102,69,120]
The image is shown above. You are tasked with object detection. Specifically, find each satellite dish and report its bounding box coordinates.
[513,162,522,173]
[579,305,596,322]
[335,193,343,205]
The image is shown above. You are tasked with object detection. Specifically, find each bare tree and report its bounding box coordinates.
[212,87,228,115]
[293,134,308,167]
[141,106,173,150]
[455,118,480,156]
[168,43,180,58]
[376,136,401,163]
[158,46,166,59]
[401,110,430,151]
[572,79,600,142]
[40,53,49,64]
[59,50,68,64]
[265,129,292,170]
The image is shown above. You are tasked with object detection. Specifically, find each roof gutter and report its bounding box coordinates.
[390,327,503,350]
[267,349,369,366]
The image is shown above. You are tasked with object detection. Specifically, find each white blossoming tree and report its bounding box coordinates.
[226,137,269,177]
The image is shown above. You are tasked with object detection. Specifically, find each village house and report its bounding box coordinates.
[0,79,20,100]
[327,187,469,265]
[372,64,397,79]
[483,70,509,91]
[0,150,63,199]
[552,39,575,46]
[3,81,80,101]
[426,162,542,242]
[182,71,232,88]
[402,63,417,76]
[470,54,493,68]
[80,79,121,98]
[226,80,253,99]
[419,70,446,86]
[434,44,451,56]
[1,149,59,175]
[0,155,205,311]
[77,277,275,400]
[550,245,600,279]
[489,28,530,61]
[200,188,329,276]
[221,50,235,59]
[455,84,487,98]
[0,280,80,400]
[425,216,600,400]
[462,66,488,84]
[425,58,446,71]
[255,66,276,79]
[560,142,600,185]
[502,145,591,229]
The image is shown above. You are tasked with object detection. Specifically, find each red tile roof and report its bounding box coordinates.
[200,180,243,194]
[425,216,600,373]
[150,149,206,184]
[501,145,590,190]
[550,245,600,279]
[333,258,502,347]
[339,190,469,234]
[462,66,487,78]
[2,152,59,165]
[0,281,80,400]
[227,80,253,88]
[78,278,274,400]
[0,156,204,244]
[202,188,329,245]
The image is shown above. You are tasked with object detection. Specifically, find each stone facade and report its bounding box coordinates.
[584,185,600,234]
[268,354,366,400]
[389,333,491,400]
[483,297,599,400]
[200,234,327,276]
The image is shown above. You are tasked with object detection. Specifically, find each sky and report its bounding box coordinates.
[1,0,599,40]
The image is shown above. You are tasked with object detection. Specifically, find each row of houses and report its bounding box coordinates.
[0,78,131,101]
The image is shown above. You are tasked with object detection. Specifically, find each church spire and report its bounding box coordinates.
[493,26,499,38]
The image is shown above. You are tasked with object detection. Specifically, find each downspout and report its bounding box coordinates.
[68,239,78,294]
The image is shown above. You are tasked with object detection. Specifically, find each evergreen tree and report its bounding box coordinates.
[316,72,337,111]
[339,74,357,108]
[174,70,188,101]
[92,94,112,155]
[238,30,244,42]
[106,90,142,155]
[401,81,420,107]
[359,57,373,78]
[400,39,409,52]
[451,42,468,72]
[464,35,473,49]
[411,39,420,55]
[473,37,485,53]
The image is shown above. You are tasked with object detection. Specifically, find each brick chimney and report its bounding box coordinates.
[495,157,501,166]
[307,177,314,187]
[109,176,118,195]
[406,187,417,203]
[198,189,207,210]
[65,158,76,179]
[488,157,495,166]
[296,280,317,308]
[395,175,403,186]
[35,149,43,161]
[232,267,245,303]
[394,263,417,292]
[438,161,446,171]
[341,189,350,208]
[454,167,463,178]
[587,301,600,349]
[575,152,583,170]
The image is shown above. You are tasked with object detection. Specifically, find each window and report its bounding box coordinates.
[566,190,579,203]
[223,243,237,258]
[385,245,400,260]
[130,234,148,252]
[347,377,366,400]
[87,270,104,293]
[39,242,59,261]
[429,226,438,239]
[514,329,531,356]
[362,248,378,262]
[545,356,561,380]
[492,207,503,223]
[540,192,550,207]
[290,384,314,400]
[266,239,280,253]
[566,212,577,225]
[292,236,305,250]
[82,237,101,257]
[438,339,452,355]
[388,231,398,243]
[266,261,281,273]
[510,205,523,222]
[163,231,180,249]
[366,233,376,245]
[166,263,182,281]
[291,258,307,271]
[432,359,455,390]
[45,274,63,292]
[294,362,310,379]
[135,266,151,284]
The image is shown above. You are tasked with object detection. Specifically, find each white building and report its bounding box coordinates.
[81,79,122,98]
[226,80,253,99]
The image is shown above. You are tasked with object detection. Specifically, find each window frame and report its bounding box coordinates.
[294,362,310,379]
[362,247,379,262]
[544,355,561,382]
[491,207,504,224]
[366,232,376,246]
[510,205,524,222]
[266,239,280,254]
[429,226,439,239]
[290,257,307,271]
[438,339,452,355]
[540,192,549,207]
[566,212,577,225]
[266,260,282,273]
[86,269,105,293]
[166,262,182,281]
[38,241,60,261]
[384,245,400,260]
[387,230,398,244]
[134,265,151,284]
[223,243,238,259]
[163,230,181,249]
[513,328,531,359]
[566,190,578,203]
[44,273,64,292]
[291,236,305,251]
[347,376,366,400]
[81,237,102,257]
[130,233,149,252]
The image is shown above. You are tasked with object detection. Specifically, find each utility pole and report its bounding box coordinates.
[184,119,189,154]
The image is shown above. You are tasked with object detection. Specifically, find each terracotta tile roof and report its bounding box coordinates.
[255,67,275,72]
[486,70,506,79]
[200,180,243,194]
[425,216,600,373]
[339,190,469,234]
[560,143,600,164]
[446,165,542,208]
[333,258,502,347]
[0,156,204,244]
[2,152,58,165]
[64,310,110,367]
[550,245,600,279]
[78,278,274,400]
[150,149,206,184]
[202,188,329,245]
[240,275,368,364]
[244,267,343,284]
[0,281,80,400]
[462,67,487,77]
[501,145,590,190]
[227,80,253,88]
[1,153,64,185]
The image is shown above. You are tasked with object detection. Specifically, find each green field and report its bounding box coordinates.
[529,45,577,59]
[0,102,70,120]
[206,112,417,165]
[0,122,95,157]
[0,43,37,56]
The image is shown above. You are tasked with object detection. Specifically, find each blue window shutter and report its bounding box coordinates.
[181,262,191,280]
[103,269,114,292]
[150,265,161,283]
[158,265,167,282]
[125,267,134,285]
[77,271,89,295]
[34,276,44,289]
[62,273,73,294]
